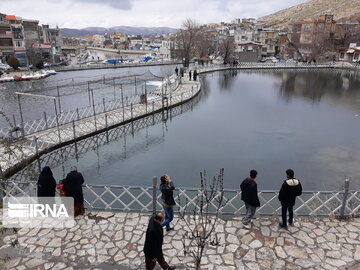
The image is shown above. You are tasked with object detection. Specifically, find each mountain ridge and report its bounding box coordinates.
[61,26,178,36]
[259,0,360,28]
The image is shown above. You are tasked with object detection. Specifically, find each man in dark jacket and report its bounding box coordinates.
[240,170,260,226]
[278,169,302,228]
[37,166,56,197]
[160,174,176,231]
[143,213,175,270]
[63,166,85,216]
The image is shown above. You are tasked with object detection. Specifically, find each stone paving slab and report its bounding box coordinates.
[1,212,360,270]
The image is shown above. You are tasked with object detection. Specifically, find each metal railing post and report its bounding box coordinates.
[43,112,48,129]
[56,86,62,113]
[339,179,350,218]
[76,108,80,121]
[0,164,3,180]
[91,89,97,130]
[152,176,157,214]
[131,103,133,120]
[105,113,109,143]
[54,99,61,143]
[72,120,76,140]
[103,98,106,113]
[34,136,41,173]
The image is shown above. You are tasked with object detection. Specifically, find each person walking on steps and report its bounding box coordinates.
[143,213,176,270]
[240,170,260,227]
[278,169,302,228]
[160,174,176,231]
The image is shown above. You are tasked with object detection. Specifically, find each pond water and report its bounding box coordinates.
[18,69,360,191]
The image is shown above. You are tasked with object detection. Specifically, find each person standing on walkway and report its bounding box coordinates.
[175,67,178,76]
[240,170,260,226]
[37,166,57,197]
[278,169,302,228]
[193,70,198,81]
[189,70,192,81]
[143,213,176,270]
[160,174,176,231]
[63,166,85,216]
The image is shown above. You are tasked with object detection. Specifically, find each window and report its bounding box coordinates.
[340,52,345,59]
[303,24,312,32]
[317,24,324,32]
[354,53,359,61]
[16,41,22,47]
[262,47,267,52]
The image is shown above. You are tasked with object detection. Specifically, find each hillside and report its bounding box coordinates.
[259,0,360,28]
[61,26,178,37]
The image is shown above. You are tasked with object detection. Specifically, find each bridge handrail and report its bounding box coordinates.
[1,179,358,217]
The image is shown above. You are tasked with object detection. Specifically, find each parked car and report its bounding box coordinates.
[0,63,11,71]
[263,57,279,63]
[86,61,98,66]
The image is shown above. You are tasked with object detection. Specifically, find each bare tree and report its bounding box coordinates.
[196,32,214,59]
[219,36,235,64]
[178,168,225,270]
[285,34,305,62]
[174,19,201,67]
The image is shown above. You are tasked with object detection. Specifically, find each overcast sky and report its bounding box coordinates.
[0,0,308,29]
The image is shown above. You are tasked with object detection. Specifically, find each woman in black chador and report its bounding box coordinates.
[37,166,57,197]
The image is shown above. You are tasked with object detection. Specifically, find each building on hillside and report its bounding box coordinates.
[10,16,27,66]
[0,13,14,61]
[234,41,262,62]
[159,39,174,59]
[288,14,337,60]
[337,43,360,62]
[258,29,279,58]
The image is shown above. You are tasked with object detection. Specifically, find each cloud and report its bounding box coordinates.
[0,0,308,28]
[72,0,133,10]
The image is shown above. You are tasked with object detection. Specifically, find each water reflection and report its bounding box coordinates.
[9,69,360,190]
[218,70,238,91]
[276,70,360,105]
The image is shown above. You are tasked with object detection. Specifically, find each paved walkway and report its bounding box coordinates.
[1,212,359,270]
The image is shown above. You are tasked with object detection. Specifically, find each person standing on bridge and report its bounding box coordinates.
[175,67,178,76]
[189,70,192,81]
[278,169,302,228]
[160,174,176,232]
[63,166,85,216]
[240,170,260,227]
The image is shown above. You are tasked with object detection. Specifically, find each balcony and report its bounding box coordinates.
[0,32,13,38]
[0,45,14,50]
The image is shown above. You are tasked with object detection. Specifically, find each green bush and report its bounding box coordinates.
[7,55,19,70]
